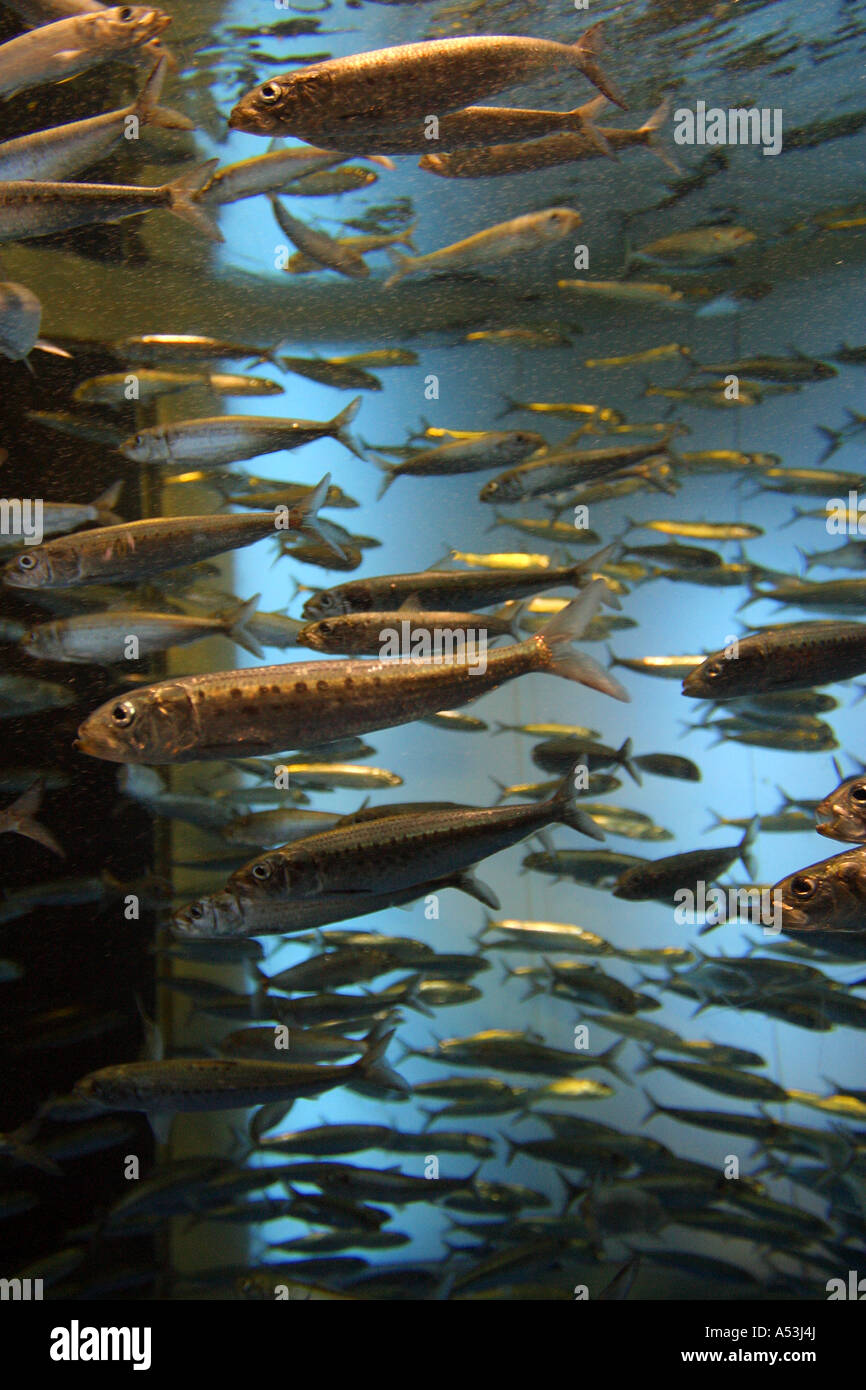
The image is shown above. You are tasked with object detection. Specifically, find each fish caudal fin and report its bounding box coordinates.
[135,56,194,130]
[356,1020,410,1095]
[291,472,346,561]
[575,20,628,111]
[564,97,614,158]
[383,248,416,289]
[330,396,364,460]
[222,594,264,659]
[538,581,631,700]
[167,160,223,241]
[618,736,642,786]
[544,762,605,842]
[0,780,64,858]
[640,99,680,173]
[91,479,124,526]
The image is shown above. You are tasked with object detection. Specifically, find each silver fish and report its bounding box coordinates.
[75,581,628,764]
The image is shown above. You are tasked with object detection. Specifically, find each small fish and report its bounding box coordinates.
[270,196,369,280]
[0,164,221,244]
[228,27,626,141]
[640,1054,788,1104]
[0,56,191,183]
[301,545,617,618]
[467,327,573,348]
[199,148,387,207]
[286,167,378,195]
[113,333,283,368]
[420,100,669,180]
[73,369,284,405]
[0,6,171,98]
[73,1021,407,1113]
[588,344,693,372]
[4,482,328,590]
[557,279,686,308]
[691,353,835,383]
[371,430,545,498]
[683,621,866,699]
[78,581,627,765]
[297,606,519,655]
[633,753,700,781]
[384,208,583,289]
[0,672,75,716]
[632,518,762,541]
[118,400,363,466]
[229,766,604,909]
[21,596,264,663]
[612,823,756,904]
[627,225,755,271]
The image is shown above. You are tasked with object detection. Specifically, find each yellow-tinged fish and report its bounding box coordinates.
[585,344,691,368]
[627,225,755,271]
[630,518,762,540]
[558,279,686,307]
[384,208,582,288]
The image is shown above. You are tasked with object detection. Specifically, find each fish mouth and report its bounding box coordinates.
[779,900,811,932]
[75,721,125,763]
[227,104,272,134]
[815,813,861,842]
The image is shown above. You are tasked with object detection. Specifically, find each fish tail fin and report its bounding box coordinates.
[356,1020,410,1095]
[490,776,510,803]
[739,815,759,878]
[499,599,527,640]
[538,580,631,700]
[383,248,415,289]
[704,808,726,831]
[544,762,605,841]
[618,737,642,785]
[601,1039,627,1082]
[167,160,223,241]
[373,458,398,500]
[641,1089,663,1125]
[290,472,346,561]
[565,96,614,157]
[795,546,812,573]
[640,98,680,173]
[91,479,124,526]
[135,55,194,130]
[574,19,628,110]
[397,220,419,250]
[223,594,264,659]
[779,505,805,531]
[504,1134,520,1166]
[815,426,841,462]
[0,779,64,858]
[331,395,364,459]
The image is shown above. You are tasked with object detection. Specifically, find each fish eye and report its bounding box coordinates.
[117,6,134,19]
[850,784,866,803]
[789,875,816,900]
[258,83,282,105]
[251,861,272,882]
[17,552,37,569]
[316,592,334,611]
[703,661,723,680]
[111,700,136,728]
[189,903,204,920]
